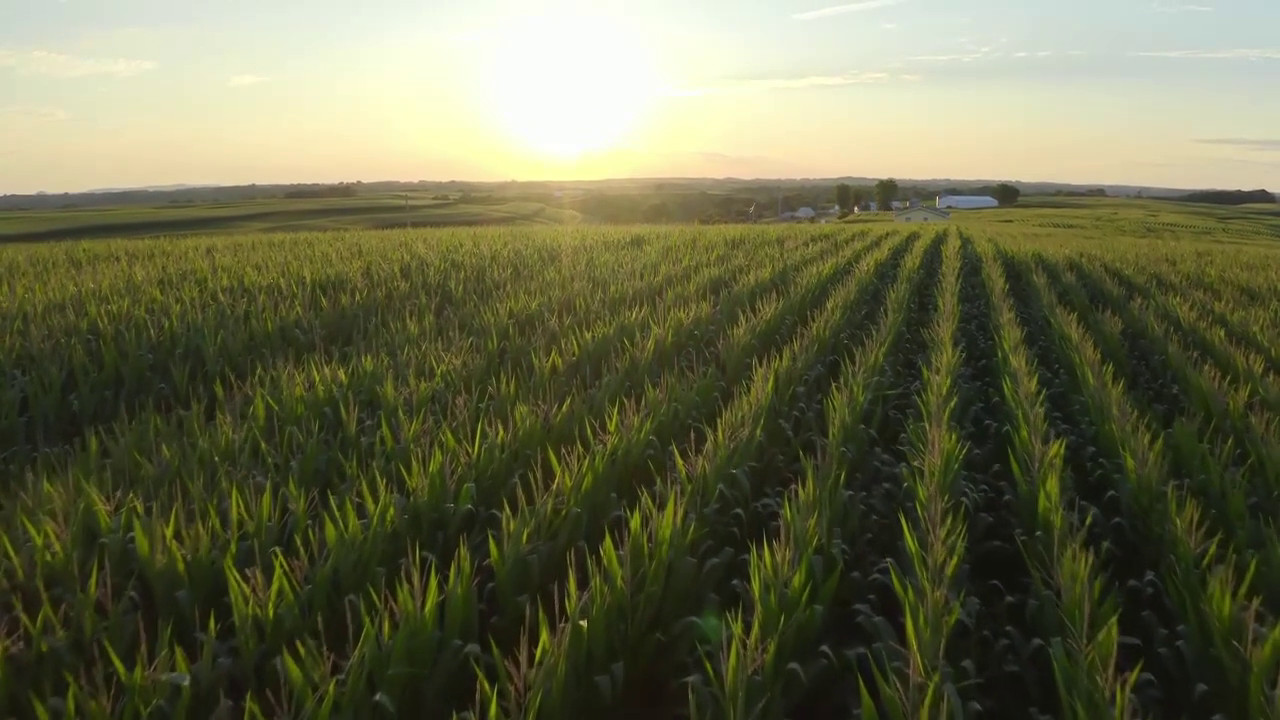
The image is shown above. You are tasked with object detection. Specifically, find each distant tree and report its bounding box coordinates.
[850,188,868,209]
[780,193,807,214]
[874,178,899,211]
[835,183,853,213]
[1170,188,1274,206]
[993,183,1022,206]
[283,185,358,199]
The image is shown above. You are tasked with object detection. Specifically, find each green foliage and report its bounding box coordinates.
[282,184,359,199]
[836,183,853,213]
[1168,188,1275,206]
[993,183,1022,206]
[875,178,900,210]
[1,212,1277,719]
[851,187,869,210]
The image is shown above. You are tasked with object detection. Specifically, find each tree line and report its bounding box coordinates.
[835,179,1021,214]
[1167,189,1275,206]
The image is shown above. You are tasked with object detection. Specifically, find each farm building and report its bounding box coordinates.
[937,195,998,209]
[854,200,913,213]
[794,207,816,220]
[895,207,951,223]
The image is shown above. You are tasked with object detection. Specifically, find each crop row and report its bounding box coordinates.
[0,224,1276,719]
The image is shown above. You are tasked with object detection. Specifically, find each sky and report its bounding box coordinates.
[1,0,1278,194]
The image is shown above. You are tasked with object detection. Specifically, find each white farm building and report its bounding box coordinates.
[937,194,998,210]
[895,207,951,223]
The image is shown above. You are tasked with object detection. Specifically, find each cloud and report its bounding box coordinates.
[0,49,155,77]
[1132,48,1280,59]
[793,0,904,20]
[908,46,1081,63]
[676,70,917,95]
[1152,2,1213,11]
[908,50,990,62]
[0,105,70,121]
[1194,138,1280,151]
[882,22,898,29]
[227,74,269,87]
[749,71,894,89]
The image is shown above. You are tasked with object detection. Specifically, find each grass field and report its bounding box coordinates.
[1,203,1278,718]
[0,194,582,242]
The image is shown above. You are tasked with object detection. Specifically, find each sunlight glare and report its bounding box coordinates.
[480,12,663,159]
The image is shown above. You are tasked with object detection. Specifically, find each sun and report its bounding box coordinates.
[480,12,663,159]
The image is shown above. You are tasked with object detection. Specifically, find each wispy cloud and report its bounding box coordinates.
[882,22,898,29]
[0,49,155,77]
[227,74,269,87]
[674,70,917,95]
[1152,1,1213,11]
[1195,138,1280,151]
[908,50,991,62]
[793,0,904,20]
[907,46,1084,63]
[0,105,70,121]
[1132,48,1280,59]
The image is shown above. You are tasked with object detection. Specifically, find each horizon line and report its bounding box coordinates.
[4,174,1268,198]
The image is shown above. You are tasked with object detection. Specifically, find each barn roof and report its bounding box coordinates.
[894,206,950,218]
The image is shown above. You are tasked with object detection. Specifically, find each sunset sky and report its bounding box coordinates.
[2,0,1278,194]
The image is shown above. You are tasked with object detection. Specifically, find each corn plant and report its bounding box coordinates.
[0,217,1277,719]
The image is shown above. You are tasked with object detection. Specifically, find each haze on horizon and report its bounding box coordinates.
[1,0,1278,195]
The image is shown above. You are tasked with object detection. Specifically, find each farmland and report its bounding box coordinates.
[1,204,1278,719]
[0,195,582,242]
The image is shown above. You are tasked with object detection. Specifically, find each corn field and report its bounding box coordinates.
[1,224,1278,719]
